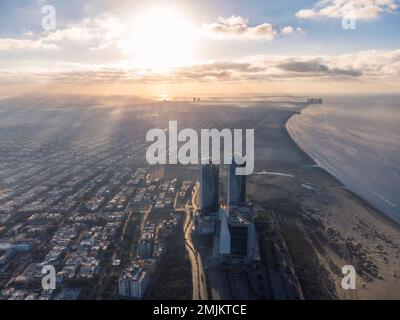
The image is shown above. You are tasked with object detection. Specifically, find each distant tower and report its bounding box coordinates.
[199,164,219,212]
[228,160,246,206]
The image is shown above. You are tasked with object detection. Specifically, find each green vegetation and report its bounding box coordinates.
[148,220,192,300]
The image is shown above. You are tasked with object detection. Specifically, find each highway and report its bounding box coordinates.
[184,184,208,300]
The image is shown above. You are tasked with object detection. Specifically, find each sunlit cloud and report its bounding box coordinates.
[0,13,126,55]
[296,0,399,20]
[0,38,58,51]
[202,16,277,40]
[2,49,399,87]
[281,26,294,35]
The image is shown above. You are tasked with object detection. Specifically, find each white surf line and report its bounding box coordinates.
[370,190,398,208]
[254,171,295,178]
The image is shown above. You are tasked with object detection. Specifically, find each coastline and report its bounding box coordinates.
[284,105,400,230]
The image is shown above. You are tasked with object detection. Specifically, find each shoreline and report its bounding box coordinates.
[284,105,400,230]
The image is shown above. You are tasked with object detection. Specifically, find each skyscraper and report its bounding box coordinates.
[199,164,219,212]
[228,160,246,206]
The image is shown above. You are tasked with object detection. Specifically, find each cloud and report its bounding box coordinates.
[0,14,127,54]
[281,26,294,35]
[0,12,296,58]
[171,52,376,82]
[42,14,127,53]
[0,38,58,51]
[278,60,362,77]
[296,9,318,19]
[202,16,276,40]
[296,0,399,20]
[4,49,398,86]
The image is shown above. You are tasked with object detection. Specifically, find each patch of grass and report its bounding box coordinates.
[148,221,192,300]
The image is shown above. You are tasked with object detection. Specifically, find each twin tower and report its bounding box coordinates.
[199,162,246,212]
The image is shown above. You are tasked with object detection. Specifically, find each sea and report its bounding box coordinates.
[286,95,400,224]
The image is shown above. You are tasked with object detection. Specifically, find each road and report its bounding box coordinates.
[184,184,208,300]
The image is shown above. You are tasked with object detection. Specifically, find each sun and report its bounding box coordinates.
[128,7,197,72]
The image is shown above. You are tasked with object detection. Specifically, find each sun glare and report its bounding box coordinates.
[128,7,197,72]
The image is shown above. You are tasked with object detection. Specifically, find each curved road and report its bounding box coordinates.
[184,184,208,300]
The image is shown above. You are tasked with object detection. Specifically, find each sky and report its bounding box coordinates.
[0,0,399,97]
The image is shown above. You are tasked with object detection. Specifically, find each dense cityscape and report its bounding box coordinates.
[0,98,269,300]
[1,95,400,301]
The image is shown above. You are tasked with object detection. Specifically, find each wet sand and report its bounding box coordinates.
[246,102,400,299]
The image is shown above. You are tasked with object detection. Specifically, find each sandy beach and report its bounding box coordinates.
[246,102,400,299]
